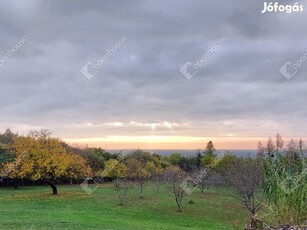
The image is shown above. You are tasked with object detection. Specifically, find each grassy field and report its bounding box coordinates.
[0,183,251,230]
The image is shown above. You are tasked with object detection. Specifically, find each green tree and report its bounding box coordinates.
[168,153,183,166]
[204,141,216,157]
[0,128,17,145]
[195,149,202,169]
[215,153,238,174]
[86,152,105,175]
[200,141,217,168]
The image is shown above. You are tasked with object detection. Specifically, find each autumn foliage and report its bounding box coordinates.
[1,130,91,194]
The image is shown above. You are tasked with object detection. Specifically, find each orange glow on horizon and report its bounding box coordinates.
[63,135,272,150]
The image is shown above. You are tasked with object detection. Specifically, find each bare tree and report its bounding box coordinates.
[267,137,276,157]
[114,178,132,206]
[28,129,52,140]
[276,133,284,151]
[188,169,211,198]
[227,158,262,215]
[299,139,304,157]
[152,173,163,193]
[164,166,187,212]
[286,139,300,161]
[257,141,265,158]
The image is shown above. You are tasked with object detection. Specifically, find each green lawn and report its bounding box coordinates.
[0,183,250,230]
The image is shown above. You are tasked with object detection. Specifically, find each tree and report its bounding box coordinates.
[28,129,51,139]
[101,159,126,179]
[266,137,275,157]
[192,169,211,198]
[0,150,21,188]
[195,149,202,169]
[164,165,187,212]
[102,160,131,206]
[0,144,15,164]
[227,158,262,216]
[199,172,223,197]
[200,154,216,168]
[126,159,151,198]
[180,156,197,172]
[0,128,17,145]
[114,178,132,206]
[146,161,163,193]
[12,133,90,194]
[66,153,91,182]
[168,153,183,166]
[215,153,238,175]
[86,152,105,175]
[286,139,300,161]
[276,133,284,151]
[257,141,265,158]
[92,148,113,161]
[204,140,216,156]
[201,141,216,168]
[299,139,304,156]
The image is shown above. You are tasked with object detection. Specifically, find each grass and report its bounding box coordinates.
[0,183,250,230]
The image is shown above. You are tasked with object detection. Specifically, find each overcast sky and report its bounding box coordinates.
[0,0,307,149]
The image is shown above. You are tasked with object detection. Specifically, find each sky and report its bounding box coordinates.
[0,0,307,150]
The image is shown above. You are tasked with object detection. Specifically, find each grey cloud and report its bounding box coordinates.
[0,0,307,141]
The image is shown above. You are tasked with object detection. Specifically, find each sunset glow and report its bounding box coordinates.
[64,136,271,150]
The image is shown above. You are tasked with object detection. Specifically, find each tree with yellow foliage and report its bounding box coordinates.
[146,161,164,193]
[12,131,90,194]
[101,158,127,178]
[126,158,151,198]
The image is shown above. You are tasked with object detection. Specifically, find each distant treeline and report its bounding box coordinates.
[0,129,239,190]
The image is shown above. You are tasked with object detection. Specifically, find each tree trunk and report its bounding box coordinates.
[140,185,144,199]
[13,180,18,189]
[176,198,182,212]
[119,197,124,206]
[48,181,58,195]
[156,181,160,193]
[118,194,124,206]
[201,189,204,198]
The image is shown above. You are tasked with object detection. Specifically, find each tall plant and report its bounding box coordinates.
[262,152,307,225]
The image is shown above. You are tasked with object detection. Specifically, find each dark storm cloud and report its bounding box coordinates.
[0,0,307,139]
